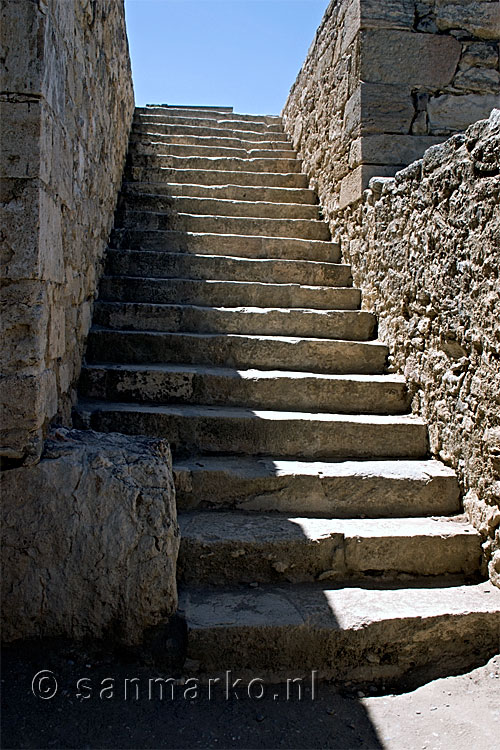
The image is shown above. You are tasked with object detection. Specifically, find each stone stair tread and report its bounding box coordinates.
[109,230,338,261]
[98,277,360,311]
[132,125,290,143]
[121,182,317,204]
[125,167,309,188]
[80,362,408,413]
[117,196,320,219]
[92,301,375,340]
[178,511,478,542]
[173,455,460,516]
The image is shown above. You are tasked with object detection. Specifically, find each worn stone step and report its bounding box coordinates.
[80,364,406,414]
[118,194,320,220]
[74,400,428,460]
[179,581,500,683]
[92,302,374,341]
[121,181,318,206]
[173,456,460,516]
[109,230,340,262]
[129,141,297,160]
[86,330,388,374]
[136,107,281,125]
[132,123,289,142]
[127,153,303,175]
[104,251,351,286]
[99,277,360,310]
[126,166,308,188]
[129,132,294,152]
[133,113,283,132]
[177,513,481,584]
[116,210,330,241]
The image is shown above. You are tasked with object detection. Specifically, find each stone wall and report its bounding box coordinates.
[282,0,499,212]
[1,0,135,465]
[337,110,500,586]
[1,428,179,644]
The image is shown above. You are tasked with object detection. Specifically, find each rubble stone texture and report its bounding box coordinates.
[1,428,179,644]
[0,0,134,464]
[337,110,500,584]
[282,0,500,212]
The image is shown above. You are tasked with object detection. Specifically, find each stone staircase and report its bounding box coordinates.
[76,105,500,684]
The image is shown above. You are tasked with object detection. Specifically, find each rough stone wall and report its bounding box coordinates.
[1,428,179,644]
[282,0,499,212]
[337,111,500,586]
[1,0,134,464]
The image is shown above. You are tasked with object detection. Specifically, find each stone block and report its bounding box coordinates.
[436,2,500,40]
[360,30,462,87]
[340,164,400,208]
[453,67,500,94]
[0,101,41,179]
[0,280,49,373]
[359,0,415,30]
[461,41,500,69]
[345,83,415,135]
[349,134,446,167]
[427,93,499,134]
[0,0,46,94]
[1,428,179,643]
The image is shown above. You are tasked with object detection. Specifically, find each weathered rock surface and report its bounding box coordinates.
[1,428,179,644]
[337,110,500,585]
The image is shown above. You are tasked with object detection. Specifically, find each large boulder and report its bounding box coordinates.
[1,428,179,644]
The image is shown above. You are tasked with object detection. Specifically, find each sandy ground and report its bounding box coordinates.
[1,640,499,750]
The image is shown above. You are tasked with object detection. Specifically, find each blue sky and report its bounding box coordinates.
[124,0,331,114]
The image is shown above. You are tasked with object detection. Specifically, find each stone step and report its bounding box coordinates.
[85,330,388,374]
[116,211,330,241]
[126,166,308,188]
[74,400,428,460]
[127,153,303,175]
[133,113,283,133]
[121,181,318,206]
[109,230,340,262]
[80,364,406,413]
[129,141,296,160]
[92,302,374,341]
[132,123,289,143]
[105,251,351,286]
[173,456,460,516]
[118,194,319,220]
[177,513,481,584]
[136,107,281,125]
[98,277,360,310]
[179,581,500,683]
[129,132,294,152]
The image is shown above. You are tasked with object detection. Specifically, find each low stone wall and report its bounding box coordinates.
[337,111,500,585]
[282,0,499,212]
[1,429,179,645]
[1,0,134,464]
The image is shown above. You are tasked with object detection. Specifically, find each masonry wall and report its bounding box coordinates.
[339,111,500,585]
[0,0,135,464]
[282,0,499,213]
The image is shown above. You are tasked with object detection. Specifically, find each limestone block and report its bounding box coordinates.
[453,67,500,94]
[435,2,500,40]
[340,164,400,208]
[0,101,41,179]
[359,0,416,30]
[0,280,49,373]
[349,135,445,167]
[360,30,462,87]
[460,41,500,69]
[0,371,56,462]
[348,83,415,135]
[427,93,499,134]
[0,428,179,643]
[489,550,500,589]
[0,1,46,94]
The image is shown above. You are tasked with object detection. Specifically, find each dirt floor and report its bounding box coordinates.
[1,640,499,750]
